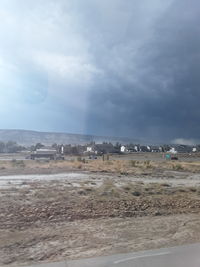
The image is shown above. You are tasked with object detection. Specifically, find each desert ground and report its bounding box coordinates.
[1,153,200,266]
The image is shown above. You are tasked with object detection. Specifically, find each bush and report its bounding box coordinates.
[132,191,141,196]
[130,160,137,167]
[77,156,82,162]
[77,163,82,169]
[120,171,128,175]
[77,157,86,163]
[85,187,93,192]
[144,160,152,168]
[189,187,197,192]
[11,159,25,167]
[123,186,131,191]
[161,183,171,187]
[172,164,183,171]
[178,188,186,192]
[0,166,6,170]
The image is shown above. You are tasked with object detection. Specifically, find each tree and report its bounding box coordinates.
[52,143,58,149]
[35,143,45,150]
[30,145,35,152]
[71,146,78,155]
[0,142,5,153]
[6,141,18,153]
[114,142,121,149]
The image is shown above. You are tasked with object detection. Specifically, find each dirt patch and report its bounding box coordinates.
[1,214,200,266]
[1,158,200,266]
[1,173,200,266]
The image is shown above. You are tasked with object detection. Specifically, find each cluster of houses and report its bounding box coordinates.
[29,142,200,160]
[120,144,200,154]
[57,143,200,156]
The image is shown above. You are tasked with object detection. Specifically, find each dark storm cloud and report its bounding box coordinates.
[0,0,199,142]
[85,0,200,142]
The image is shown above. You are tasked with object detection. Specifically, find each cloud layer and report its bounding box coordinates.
[0,0,199,142]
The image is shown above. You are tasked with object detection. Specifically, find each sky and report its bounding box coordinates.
[0,0,199,143]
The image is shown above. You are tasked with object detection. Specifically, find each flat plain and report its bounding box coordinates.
[1,153,200,266]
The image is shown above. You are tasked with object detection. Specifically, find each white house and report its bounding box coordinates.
[86,146,94,153]
[134,145,139,152]
[147,146,151,151]
[120,145,127,153]
[169,147,177,154]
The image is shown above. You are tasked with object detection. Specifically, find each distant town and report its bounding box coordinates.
[0,140,199,158]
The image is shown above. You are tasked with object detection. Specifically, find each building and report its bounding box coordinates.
[140,146,150,152]
[120,145,127,153]
[150,146,161,152]
[168,147,177,154]
[31,148,58,160]
[86,143,116,155]
[86,146,94,153]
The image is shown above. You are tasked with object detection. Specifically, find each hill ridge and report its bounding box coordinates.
[0,129,140,146]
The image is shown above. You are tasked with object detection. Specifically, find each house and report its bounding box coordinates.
[150,146,161,152]
[134,145,139,152]
[120,145,127,153]
[126,144,139,152]
[86,146,94,153]
[76,145,87,154]
[147,146,151,152]
[168,147,177,154]
[30,148,57,160]
[174,145,192,153]
[85,143,115,155]
[63,144,72,154]
[95,143,115,154]
[195,145,200,152]
[140,146,150,152]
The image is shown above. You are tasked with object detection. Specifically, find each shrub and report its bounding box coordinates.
[0,166,6,170]
[161,183,171,187]
[11,159,25,168]
[172,164,183,171]
[77,163,82,169]
[120,171,128,175]
[130,160,137,167]
[77,157,87,163]
[189,187,197,192]
[123,186,131,191]
[132,191,141,196]
[77,156,82,162]
[105,160,113,165]
[85,187,93,192]
[144,160,152,168]
[178,188,186,192]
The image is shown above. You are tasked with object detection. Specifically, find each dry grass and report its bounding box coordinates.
[1,158,200,175]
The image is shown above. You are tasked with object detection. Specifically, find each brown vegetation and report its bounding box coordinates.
[1,157,200,176]
[1,156,200,266]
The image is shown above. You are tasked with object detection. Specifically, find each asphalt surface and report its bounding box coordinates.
[25,243,200,267]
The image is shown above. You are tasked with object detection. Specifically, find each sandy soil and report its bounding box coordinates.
[2,214,200,266]
[1,158,200,266]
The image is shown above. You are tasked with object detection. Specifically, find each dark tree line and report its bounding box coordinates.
[0,141,26,153]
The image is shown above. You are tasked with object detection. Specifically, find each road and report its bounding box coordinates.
[26,243,200,267]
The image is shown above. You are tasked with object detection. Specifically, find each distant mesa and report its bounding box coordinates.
[0,129,140,146]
